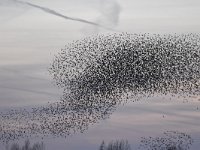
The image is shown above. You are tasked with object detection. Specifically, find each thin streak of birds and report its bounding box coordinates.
[0,33,200,142]
[12,0,112,30]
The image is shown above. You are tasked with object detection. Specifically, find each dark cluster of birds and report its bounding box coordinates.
[139,131,193,150]
[0,97,116,143]
[0,33,199,142]
[50,33,200,101]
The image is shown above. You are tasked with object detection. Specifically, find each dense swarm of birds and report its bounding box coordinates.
[139,131,193,150]
[50,33,200,100]
[0,33,199,142]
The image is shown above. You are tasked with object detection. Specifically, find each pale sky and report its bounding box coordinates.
[0,0,200,33]
[0,1,200,150]
[0,0,200,106]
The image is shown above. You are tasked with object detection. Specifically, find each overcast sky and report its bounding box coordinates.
[0,1,200,150]
[0,0,200,105]
[0,0,200,33]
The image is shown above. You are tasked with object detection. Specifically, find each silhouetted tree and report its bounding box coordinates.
[10,143,20,150]
[99,139,131,150]
[99,140,106,150]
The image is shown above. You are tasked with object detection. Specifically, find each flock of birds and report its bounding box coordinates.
[139,131,193,150]
[0,33,199,143]
[50,33,200,99]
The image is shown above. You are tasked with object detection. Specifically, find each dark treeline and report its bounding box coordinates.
[99,131,193,150]
[6,131,193,150]
[6,140,44,150]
